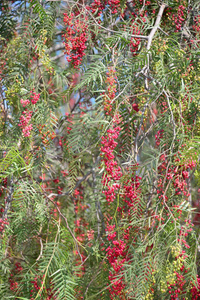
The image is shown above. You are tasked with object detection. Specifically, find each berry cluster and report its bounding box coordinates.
[155,129,164,147]
[18,109,33,137]
[20,98,30,107]
[130,25,141,56]
[102,68,117,115]
[107,0,121,14]
[37,124,56,146]
[0,216,9,233]
[103,168,141,299]
[100,101,143,298]
[30,91,40,104]
[166,246,190,299]
[9,262,23,293]
[63,13,88,67]
[157,152,196,202]
[88,0,105,16]
[30,275,57,299]
[192,15,200,40]
[171,5,186,32]
[101,117,122,203]
[191,277,200,299]
[88,0,121,16]
[0,177,7,197]
[19,91,40,137]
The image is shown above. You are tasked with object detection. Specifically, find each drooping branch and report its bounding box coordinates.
[141,3,167,90]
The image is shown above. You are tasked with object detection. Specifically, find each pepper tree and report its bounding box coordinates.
[0,0,200,299]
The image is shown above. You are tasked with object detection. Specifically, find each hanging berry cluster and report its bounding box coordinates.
[18,91,40,137]
[63,12,88,68]
[100,115,125,298]
[100,66,125,297]
[102,68,118,115]
[18,110,33,137]
[130,25,141,56]
[101,116,122,204]
[173,5,186,32]
[100,68,144,298]
[104,169,142,299]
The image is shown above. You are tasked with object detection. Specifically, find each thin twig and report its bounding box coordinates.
[147,4,166,51]
[144,3,166,89]
[36,237,43,261]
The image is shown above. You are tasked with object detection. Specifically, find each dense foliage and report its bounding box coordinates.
[0,0,200,299]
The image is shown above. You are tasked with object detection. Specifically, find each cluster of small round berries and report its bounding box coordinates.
[37,124,56,145]
[18,91,40,137]
[20,98,30,107]
[155,129,164,147]
[130,25,141,56]
[102,68,117,115]
[0,215,9,233]
[30,91,40,104]
[107,0,121,14]
[100,82,144,297]
[63,13,88,67]
[171,5,186,32]
[18,109,33,137]
[101,119,122,203]
[9,262,23,293]
[103,167,141,299]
